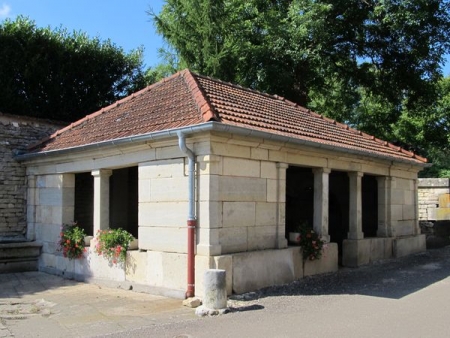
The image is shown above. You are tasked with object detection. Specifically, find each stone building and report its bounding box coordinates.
[17,70,427,297]
[0,113,64,241]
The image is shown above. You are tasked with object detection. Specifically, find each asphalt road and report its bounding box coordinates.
[104,246,450,338]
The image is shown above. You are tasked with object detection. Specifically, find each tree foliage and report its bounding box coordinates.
[153,0,450,106]
[0,16,146,122]
[152,0,450,175]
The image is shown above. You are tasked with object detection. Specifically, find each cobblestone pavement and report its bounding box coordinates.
[0,272,194,337]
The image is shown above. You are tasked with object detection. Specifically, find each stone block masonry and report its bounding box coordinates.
[418,178,450,221]
[0,113,65,239]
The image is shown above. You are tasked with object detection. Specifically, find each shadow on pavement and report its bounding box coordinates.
[256,246,450,300]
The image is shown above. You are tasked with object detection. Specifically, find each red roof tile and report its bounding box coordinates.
[29,69,427,164]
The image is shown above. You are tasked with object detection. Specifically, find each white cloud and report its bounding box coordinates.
[0,3,11,19]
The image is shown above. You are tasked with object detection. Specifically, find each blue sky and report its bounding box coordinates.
[0,0,165,68]
[1,0,449,75]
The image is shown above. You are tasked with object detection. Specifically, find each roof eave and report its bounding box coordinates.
[15,121,430,168]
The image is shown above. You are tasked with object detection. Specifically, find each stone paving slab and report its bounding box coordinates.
[0,272,195,337]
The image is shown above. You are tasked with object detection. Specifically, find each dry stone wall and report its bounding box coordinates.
[0,113,64,240]
[418,178,450,221]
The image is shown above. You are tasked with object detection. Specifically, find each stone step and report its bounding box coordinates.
[0,241,42,273]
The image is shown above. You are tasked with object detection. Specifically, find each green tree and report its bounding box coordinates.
[152,0,450,174]
[153,0,450,110]
[0,16,146,122]
[395,77,450,177]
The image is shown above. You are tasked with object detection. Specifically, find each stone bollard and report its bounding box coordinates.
[195,269,228,316]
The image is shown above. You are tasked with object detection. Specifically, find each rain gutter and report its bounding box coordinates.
[177,132,196,298]
[15,122,429,167]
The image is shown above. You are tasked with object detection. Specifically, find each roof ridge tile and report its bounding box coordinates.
[195,73,282,101]
[182,70,220,122]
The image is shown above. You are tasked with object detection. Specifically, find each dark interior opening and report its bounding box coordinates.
[285,166,314,237]
[74,172,94,236]
[109,166,138,238]
[329,171,349,257]
[362,175,378,237]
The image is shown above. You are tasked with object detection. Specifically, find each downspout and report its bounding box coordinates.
[177,132,196,298]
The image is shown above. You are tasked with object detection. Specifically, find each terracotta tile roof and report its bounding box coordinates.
[29,69,427,164]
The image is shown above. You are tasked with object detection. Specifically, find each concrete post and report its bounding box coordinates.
[313,168,331,242]
[92,169,112,234]
[348,171,364,240]
[203,269,227,310]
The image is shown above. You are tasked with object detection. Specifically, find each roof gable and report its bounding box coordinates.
[28,69,426,164]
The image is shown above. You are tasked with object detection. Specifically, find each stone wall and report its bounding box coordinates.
[0,113,64,240]
[418,178,450,221]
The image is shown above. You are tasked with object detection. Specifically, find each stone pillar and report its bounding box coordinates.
[276,163,288,249]
[92,169,112,234]
[312,168,331,242]
[26,175,37,241]
[389,177,397,237]
[196,155,222,256]
[413,179,420,235]
[348,171,364,240]
[376,176,389,237]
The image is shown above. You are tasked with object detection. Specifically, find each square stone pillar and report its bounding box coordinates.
[196,155,222,256]
[26,175,37,241]
[276,163,288,249]
[376,176,391,237]
[348,171,364,240]
[413,179,420,235]
[92,169,112,234]
[312,168,331,242]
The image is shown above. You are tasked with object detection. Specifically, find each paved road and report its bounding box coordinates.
[2,246,450,337]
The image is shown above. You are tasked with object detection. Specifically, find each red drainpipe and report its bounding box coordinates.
[186,219,197,298]
[178,132,196,298]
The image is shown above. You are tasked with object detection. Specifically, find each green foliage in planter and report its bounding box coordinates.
[94,228,134,264]
[58,222,87,260]
[296,222,325,261]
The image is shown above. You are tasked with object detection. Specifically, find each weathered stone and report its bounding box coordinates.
[0,114,63,240]
[418,179,450,221]
[183,297,202,308]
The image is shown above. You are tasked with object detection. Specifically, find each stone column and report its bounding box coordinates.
[26,175,37,241]
[312,168,331,242]
[92,169,112,234]
[348,171,364,240]
[376,176,389,237]
[276,163,288,249]
[196,155,222,256]
[413,179,420,235]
